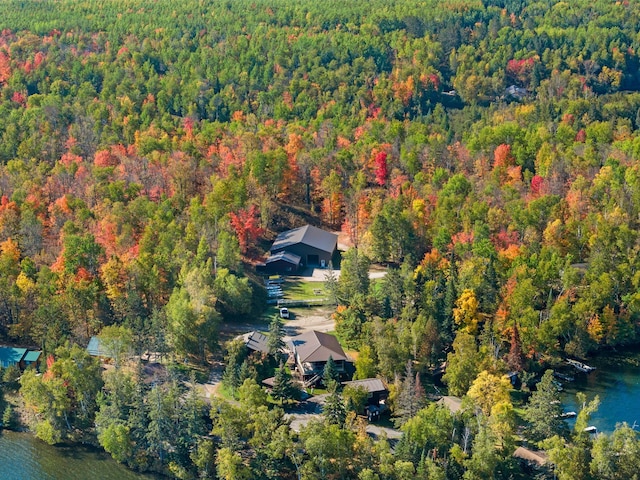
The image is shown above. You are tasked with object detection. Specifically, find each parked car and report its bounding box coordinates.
[279,307,290,319]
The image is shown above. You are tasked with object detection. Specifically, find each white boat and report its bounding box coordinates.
[561,411,577,418]
[567,359,596,373]
[584,426,598,434]
[554,372,575,382]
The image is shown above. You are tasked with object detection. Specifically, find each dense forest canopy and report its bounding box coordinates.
[0,0,636,355]
[0,0,638,478]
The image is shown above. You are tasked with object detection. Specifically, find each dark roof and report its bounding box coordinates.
[87,336,112,358]
[288,331,347,363]
[0,347,27,368]
[265,251,302,265]
[271,225,337,254]
[342,378,387,393]
[240,331,269,354]
[24,350,42,363]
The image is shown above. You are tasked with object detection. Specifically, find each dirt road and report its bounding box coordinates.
[282,306,335,339]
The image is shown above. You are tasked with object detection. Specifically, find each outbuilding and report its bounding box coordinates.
[263,251,302,274]
[342,378,389,408]
[269,225,337,269]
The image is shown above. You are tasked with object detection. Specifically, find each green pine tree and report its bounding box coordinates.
[271,363,297,405]
[323,381,346,426]
[267,314,286,358]
[323,356,340,386]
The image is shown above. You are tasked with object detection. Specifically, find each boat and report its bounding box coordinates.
[584,426,598,434]
[554,372,575,382]
[567,359,596,373]
[561,411,577,418]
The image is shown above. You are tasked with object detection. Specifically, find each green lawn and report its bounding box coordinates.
[284,279,327,300]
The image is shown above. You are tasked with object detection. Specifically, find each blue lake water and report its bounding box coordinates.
[0,430,161,480]
[560,350,640,434]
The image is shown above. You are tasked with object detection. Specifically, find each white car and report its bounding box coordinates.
[279,307,290,319]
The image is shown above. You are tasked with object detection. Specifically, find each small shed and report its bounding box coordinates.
[0,347,27,369]
[87,336,112,358]
[23,350,42,370]
[342,378,389,406]
[239,331,270,354]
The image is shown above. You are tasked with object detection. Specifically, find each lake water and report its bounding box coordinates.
[0,430,161,480]
[560,349,640,434]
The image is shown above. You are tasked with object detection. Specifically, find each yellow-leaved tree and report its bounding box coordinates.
[453,288,481,334]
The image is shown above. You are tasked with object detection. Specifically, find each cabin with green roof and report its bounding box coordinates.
[0,347,27,369]
[0,347,43,370]
[23,350,42,369]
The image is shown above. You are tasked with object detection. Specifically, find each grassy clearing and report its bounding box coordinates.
[285,278,327,300]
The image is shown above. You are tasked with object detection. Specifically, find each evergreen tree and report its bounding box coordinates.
[523,370,566,442]
[394,360,426,427]
[323,381,347,426]
[271,363,297,405]
[2,404,13,430]
[267,314,286,359]
[323,356,340,386]
[222,339,248,393]
[463,422,499,480]
[324,263,339,306]
[338,248,371,304]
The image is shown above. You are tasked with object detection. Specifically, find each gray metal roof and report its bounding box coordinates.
[265,251,302,265]
[288,330,347,363]
[270,225,337,254]
[240,331,269,354]
[342,378,387,393]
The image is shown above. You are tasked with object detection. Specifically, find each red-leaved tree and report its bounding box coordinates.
[228,204,263,254]
[374,151,388,186]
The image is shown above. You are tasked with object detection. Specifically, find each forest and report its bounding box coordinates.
[0,0,639,478]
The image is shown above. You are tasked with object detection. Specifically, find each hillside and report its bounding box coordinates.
[0,1,638,478]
